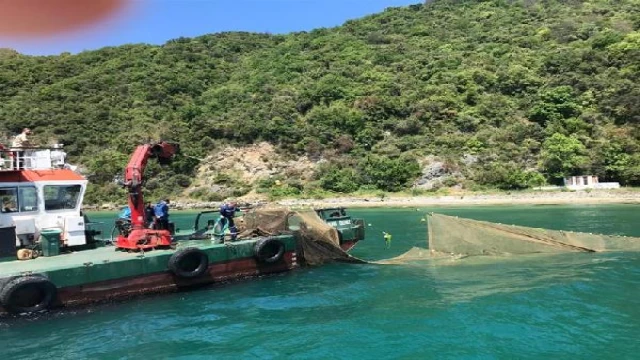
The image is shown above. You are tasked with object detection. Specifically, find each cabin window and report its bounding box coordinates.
[0,188,18,213]
[324,209,346,218]
[44,185,82,211]
[18,187,38,212]
[0,187,38,213]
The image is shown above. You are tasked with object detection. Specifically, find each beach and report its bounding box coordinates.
[274,189,640,208]
[89,189,640,211]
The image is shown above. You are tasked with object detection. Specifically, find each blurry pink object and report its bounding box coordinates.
[0,0,128,37]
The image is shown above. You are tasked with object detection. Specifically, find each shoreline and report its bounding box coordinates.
[86,189,640,211]
[275,190,640,208]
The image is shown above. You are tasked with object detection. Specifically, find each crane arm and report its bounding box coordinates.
[123,142,179,228]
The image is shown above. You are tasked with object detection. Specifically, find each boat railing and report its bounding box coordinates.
[0,145,67,171]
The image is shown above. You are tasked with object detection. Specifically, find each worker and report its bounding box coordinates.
[11,128,32,148]
[118,206,131,220]
[10,128,32,169]
[154,198,170,230]
[219,200,240,241]
[383,231,392,249]
[0,145,9,169]
[2,201,16,213]
[144,202,155,228]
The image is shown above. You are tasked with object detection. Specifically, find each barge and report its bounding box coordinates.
[0,143,364,315]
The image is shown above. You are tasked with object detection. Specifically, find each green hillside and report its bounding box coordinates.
[1,0,639,203]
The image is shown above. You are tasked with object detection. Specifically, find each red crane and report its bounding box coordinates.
[115,142,179,251]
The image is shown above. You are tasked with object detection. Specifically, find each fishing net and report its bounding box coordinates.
[293,210,366,266]
[374,247,434,265]
[240,208,640,267]
[239,206,292,236]
[427,213,640,256]
[239,207,365,266]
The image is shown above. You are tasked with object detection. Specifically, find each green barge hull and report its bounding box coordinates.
[0,235,298,315]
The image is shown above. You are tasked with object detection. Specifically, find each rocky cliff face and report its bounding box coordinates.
[414,155,477,190]
[185,142,473,201]
[188,142,318,201]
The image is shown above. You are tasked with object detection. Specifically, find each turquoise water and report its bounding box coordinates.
[1,205,639,359]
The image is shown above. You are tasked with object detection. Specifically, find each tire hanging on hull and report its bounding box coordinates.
[168,247,210,278]
[254,237,285,264]
[0,275,58,315]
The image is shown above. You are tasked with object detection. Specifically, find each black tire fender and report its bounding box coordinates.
[168,247,209,278]
[0,275,57,314]
[254,237,285,264]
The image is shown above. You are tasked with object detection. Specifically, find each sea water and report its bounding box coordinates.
[0,205,638,359]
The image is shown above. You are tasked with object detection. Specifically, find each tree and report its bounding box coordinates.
[475,162,545,190]
[622,154,640,186]
[359,155,421,192]
[318,166,361,193]
[1,0,639,201]
[540,133,589,181]
[84,150,129,184]
[528,86,582,125]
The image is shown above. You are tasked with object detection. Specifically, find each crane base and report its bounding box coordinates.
[115,229,173,251]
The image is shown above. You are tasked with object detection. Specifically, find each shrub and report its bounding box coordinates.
[476,162,546,190]
[318,166,361,193]
[359,155,421,192]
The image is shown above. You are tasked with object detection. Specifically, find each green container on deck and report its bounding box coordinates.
[40,229,62,257]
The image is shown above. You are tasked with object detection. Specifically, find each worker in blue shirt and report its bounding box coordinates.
[219,201,240,241]
[116,206,132,237]
[154,198,170,230]
[118,206,131,221]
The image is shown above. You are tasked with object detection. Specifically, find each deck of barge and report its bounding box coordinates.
[0,236,296,288]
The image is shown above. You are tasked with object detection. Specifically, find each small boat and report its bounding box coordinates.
[314,207,365,251]
[0,143,364,316]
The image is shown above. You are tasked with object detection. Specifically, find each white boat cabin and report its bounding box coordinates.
[0,146,88,248]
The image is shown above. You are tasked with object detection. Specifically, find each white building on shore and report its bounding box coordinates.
[563,175,620,190]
